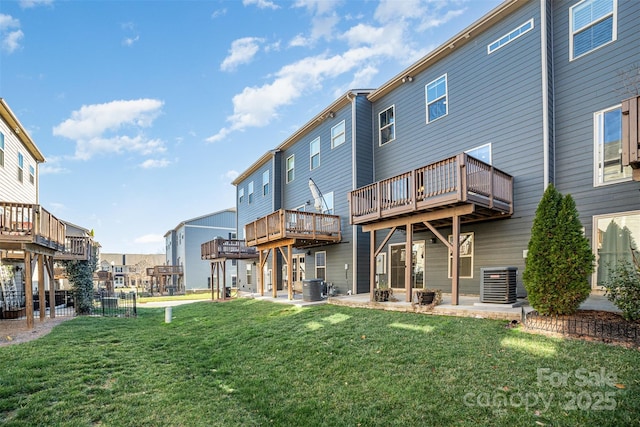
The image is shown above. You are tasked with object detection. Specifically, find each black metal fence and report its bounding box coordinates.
[0,289,137,319]
[93,290,137,317]
[524,310,640,346]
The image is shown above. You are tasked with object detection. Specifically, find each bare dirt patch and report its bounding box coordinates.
[0,316,74,347]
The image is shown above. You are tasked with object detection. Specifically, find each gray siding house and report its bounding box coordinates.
[164,208,236,291]
[233,0,640,304]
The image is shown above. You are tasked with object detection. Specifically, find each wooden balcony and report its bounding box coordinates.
[349,153,513,226]
[201,238,258,260]
[245,209,341,248]
[147,265,183,276]
[55,236,94,261]
[0,202,65,252]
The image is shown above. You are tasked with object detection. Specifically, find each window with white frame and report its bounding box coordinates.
[262,170,270,196]
[594,211,640,288]
[248,181,254,203]
[238,187,244,204]
[0,132,4,167]
[379,105,395,145]
[426,74,448,123]
[331,120,346,148]
[315,251,326,280]
[487,19,534,54]
[17,152,23,183]
[246,263,253,285]
[448,232,474,278]
[322,192,334,215]
[466,143,492,164]
[310,137,320,170]
[570,0,616,61]
[286,155,295,183]
[594,105,630,185]
[29,165,35,184]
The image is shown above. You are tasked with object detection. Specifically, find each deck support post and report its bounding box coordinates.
[404,223,412,302]
[24,252,34,330]
[38,254,45,321]
[451,215,460,306]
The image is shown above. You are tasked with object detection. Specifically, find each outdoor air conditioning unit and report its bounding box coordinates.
[480,267,517,304]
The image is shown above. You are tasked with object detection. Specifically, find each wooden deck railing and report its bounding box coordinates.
[0,201,65,250]
[245,209,341,247]
[55,236,93,261]
[147,265,183,276]
[201,238,258,260]
[349,153,513,225]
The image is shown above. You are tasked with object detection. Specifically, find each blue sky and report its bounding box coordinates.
[1,0,502,254]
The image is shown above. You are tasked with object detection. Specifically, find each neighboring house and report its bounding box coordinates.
[232,91,374,297]
[98,253,165,291]
[234,0,640,304]
[54,221,99,289]
[0,98,93,328]
[165,208,237,291]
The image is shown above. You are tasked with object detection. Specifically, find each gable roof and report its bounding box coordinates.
[0,98,46,163]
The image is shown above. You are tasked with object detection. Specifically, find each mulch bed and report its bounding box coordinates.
[524,310,640,349]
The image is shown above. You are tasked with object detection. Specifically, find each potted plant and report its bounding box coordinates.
[373,286,393,302]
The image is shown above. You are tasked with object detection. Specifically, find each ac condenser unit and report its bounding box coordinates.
[480,267,517,304]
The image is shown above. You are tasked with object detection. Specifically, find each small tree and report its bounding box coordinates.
[601,255,640,321]
[62,245,98,315]
[523,185,595,315]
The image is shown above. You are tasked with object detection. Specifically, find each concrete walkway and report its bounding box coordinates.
[244,290,621,322]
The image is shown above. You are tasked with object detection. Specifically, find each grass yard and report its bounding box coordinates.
[137,292,212,304]
[0,299,639,426]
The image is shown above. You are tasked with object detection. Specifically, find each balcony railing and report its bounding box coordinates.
[349,153,513,225]
[147,265,183,276]
[55,236,94,261]
[245,209,341,247]
[0,202,65,251]
[201,238,258,260]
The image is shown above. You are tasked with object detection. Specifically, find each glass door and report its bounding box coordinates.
[389,241,425,289]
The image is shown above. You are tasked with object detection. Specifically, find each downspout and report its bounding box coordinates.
[540,0,550,189]
[348,91,357,295]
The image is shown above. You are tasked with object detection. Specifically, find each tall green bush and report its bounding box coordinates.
[523,185,595,315]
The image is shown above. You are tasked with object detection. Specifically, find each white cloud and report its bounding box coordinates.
[19,0,53,8]
[39,156,69,175]
[53,99,166,160]
[122,35,140,47]
[140,158,170,169]
[0,14,23,53]
[220,37,264,72]
[134,234,165,244]
[211,8,227,19]
[224,170,239,181]
[207,0,468,141]
[243,0,279,10]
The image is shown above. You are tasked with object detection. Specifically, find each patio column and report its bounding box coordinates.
[24,252,34,329]
[370,231,375,301]
[38,254,45,321]
[404,223,412,302]
[451,215,460,305]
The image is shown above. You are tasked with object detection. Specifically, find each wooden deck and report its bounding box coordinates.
[349,153,513,226]
[201,238,258,260]
[245,209,341,248]
[0,202,65,252]
[55,236,94,261]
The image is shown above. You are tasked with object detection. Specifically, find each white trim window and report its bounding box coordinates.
[238,187,245,204]
[17,152,24,183]
[487,19,534,54]
[331,120,346,148]
[0,132,4,167]
[593,211,640,289]
[466,143,492,164]
[248,181,254,204]
[379,105,395,146]
[570,0,617,61]
[315,251,326,281]
[262,170,270,196]
[594,105,629,186]
[322,191,334,215]
[286,155,295,183]
[310,137,320,170]
[29,165,35,184]
[426,74,448,123]
[448,232,474,279]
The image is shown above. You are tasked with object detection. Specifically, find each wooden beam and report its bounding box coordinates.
[362,204,475,232]
[405,223,412,302]
[374,226,397,258]
[271,246,277,298]
[286,245,293,300]
[451,215,460,306]
[370,231,375,301]
[46,256,55,318]
[38,254,45,321]
[423,221,453,251]
[24,252,34,329]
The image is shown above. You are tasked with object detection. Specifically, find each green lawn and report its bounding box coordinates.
[1,300,639,426]
[137,292,212,304]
